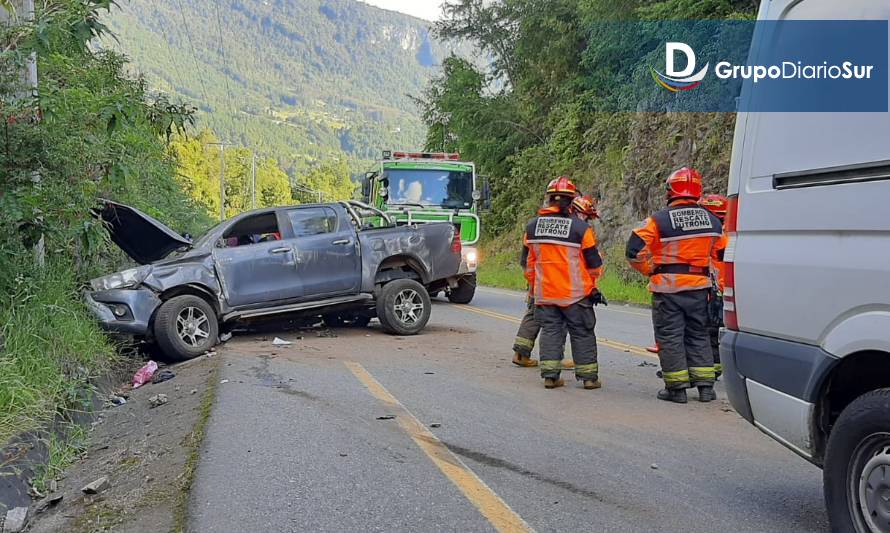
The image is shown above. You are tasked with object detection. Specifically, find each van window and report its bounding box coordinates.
[288,207,338,238]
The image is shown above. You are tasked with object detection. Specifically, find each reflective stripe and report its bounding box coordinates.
[575,363,599,377]
[526,239,582,248]
[662,369,690,385]
[532,244,544,303]
[540,360,562,373]
[660,232,722,242]
[689,366,716,380]
[514,337,535,349]
[714,363,724,373]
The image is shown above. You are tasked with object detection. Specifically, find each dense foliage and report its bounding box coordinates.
[0,0,209,441]
[422,0,757,280]
[103,0,473,178]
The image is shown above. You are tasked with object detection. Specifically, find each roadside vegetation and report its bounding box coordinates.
[420,0,756,289]
[0,0,208,444]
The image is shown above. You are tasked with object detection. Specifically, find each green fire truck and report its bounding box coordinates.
[361,150,489,304]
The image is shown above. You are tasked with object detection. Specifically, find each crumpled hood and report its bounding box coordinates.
[94,200,191,265]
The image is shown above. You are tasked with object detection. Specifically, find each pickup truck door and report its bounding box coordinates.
[213,211,304,307]
[284,206,361,297]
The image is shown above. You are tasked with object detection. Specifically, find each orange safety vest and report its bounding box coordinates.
[712,230,728,292]
[627,200,724,294]
[522,207,603,306]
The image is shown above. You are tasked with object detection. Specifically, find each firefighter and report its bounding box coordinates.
[521,178,605,389]
[625,168,725,403]
[698,193,729,378]
[511,195,598,369]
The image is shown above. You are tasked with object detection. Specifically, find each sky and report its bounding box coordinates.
[357,0,445,21]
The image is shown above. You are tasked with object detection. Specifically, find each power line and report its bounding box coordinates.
[212,0,236,117]
[173,0,211,110]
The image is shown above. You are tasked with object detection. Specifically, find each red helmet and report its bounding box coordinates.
[699,193,728,220]
[546,176,578,199]
[666,167,703,200]
[571,195,598,219]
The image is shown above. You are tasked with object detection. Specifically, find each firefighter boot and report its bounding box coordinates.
[544,378,565,389]
[698,385,717,402]
[657,388,688,404]
[512,352,539,367]
[583,379,602,390]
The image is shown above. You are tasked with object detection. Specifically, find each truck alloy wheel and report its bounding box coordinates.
[153,295,219,361]
[177,306,211,347]
[394,288,424,325]
[376,279,431,335]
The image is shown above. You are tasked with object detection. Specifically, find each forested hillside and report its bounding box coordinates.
[103,0,469,177]
[421,0,757,290]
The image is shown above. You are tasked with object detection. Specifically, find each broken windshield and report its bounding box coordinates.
[384,168,474,209]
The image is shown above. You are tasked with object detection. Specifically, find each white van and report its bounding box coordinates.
[722,1,890,531]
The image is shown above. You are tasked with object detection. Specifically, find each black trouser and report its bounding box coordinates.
[535,302,598,381]
[652,289,714,389]
[513,295,540,358]
[708,293,723,377]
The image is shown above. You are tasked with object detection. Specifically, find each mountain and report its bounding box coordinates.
[103,0,469,175]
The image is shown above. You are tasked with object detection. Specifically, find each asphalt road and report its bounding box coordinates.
[188,287,828,532]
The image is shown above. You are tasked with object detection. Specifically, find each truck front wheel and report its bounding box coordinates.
[153,295,219,362]
[824,388,890,533]
[447,273,476,304]
[376,279,431,335]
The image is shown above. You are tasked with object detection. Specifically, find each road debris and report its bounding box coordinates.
[152,369,176,384]
[339,453,348,457]
[219,332,233,342]
[190,389,198,394]
[148,394,169,408]
[637,361,658,367]
[220,379,229,384]
[376,415,396,420]
[429,423,442,428]
[272,337,293,346]
[316,329,338,338]
[132,361,158,388]
[4,507,28,532]
[424,372,435,375]
[81,476,110,494]
[109,395,127,406]
[650,463,659,470]
[35,495,63,515]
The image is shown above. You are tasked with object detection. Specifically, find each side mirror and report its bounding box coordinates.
[481,176,492,210]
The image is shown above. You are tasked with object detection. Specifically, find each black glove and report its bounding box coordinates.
[590,290,609,307]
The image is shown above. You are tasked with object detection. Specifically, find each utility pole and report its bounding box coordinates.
[207,142,232,221]
[2,1,42,265]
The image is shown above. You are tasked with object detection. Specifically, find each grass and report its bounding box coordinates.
[477,245,651,306]
[0,259,117,445]
[172,357,221,533]
[31,424,89,495]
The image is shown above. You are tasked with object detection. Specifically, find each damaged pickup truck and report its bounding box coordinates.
[86,200,463,360]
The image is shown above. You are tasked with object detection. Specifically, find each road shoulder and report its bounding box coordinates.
[25,354,221,533]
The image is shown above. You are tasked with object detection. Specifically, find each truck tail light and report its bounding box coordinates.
[723,194,739,331]
[451,228,462,254]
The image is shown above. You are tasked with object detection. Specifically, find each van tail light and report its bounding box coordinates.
[451,227,462,254]
[723,194,739,331]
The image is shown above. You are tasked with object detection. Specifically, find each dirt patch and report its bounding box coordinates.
[25,354,220,533]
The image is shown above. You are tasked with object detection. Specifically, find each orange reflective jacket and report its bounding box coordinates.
[626,200,724,294]
[521,207,603,306]
[712,231,728,292]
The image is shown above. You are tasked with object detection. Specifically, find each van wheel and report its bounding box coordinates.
[153,295,219,362]
[824,388,890,533]
[447,273,476,304]
[376,279,431,335]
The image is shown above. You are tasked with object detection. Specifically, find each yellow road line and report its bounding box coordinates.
[460,304,658,359]
[345,362,534,533]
